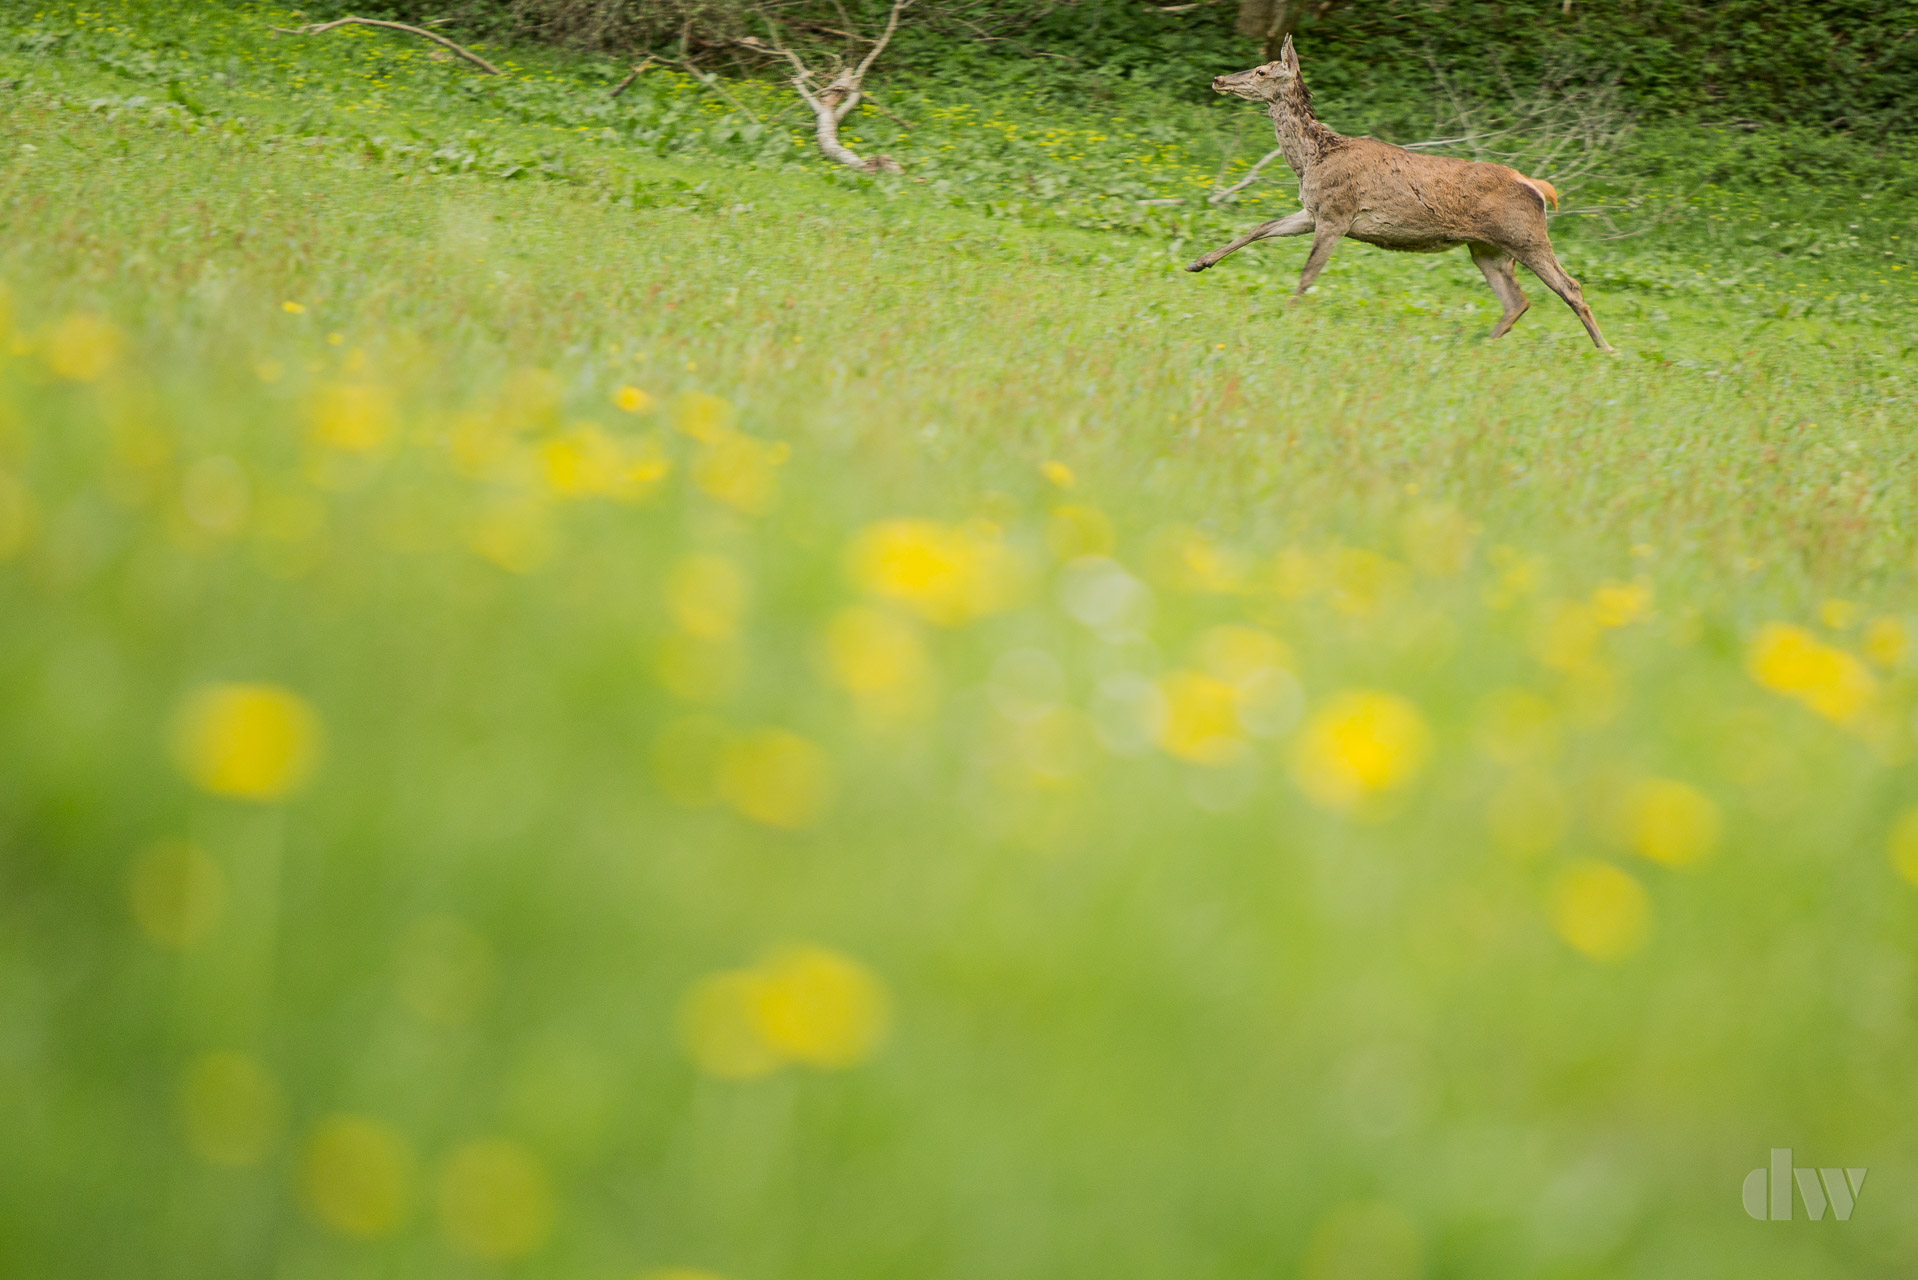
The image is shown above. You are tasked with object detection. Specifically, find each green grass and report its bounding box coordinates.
[3,4,1918,1279]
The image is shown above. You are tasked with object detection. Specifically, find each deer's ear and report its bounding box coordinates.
[1281,34,1300,74]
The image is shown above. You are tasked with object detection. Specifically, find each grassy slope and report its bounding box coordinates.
[2,4,1917,1280]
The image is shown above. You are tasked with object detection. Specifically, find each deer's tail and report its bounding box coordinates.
[1511,171,1559,211]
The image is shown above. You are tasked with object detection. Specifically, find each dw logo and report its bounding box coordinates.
[1743,1149,1867,1221]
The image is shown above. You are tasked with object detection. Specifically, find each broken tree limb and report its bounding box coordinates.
[1209,145,1286,203]
[270,17,502,75]
[610,56,657,98]
[734,0,909,174]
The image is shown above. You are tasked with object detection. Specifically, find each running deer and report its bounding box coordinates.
[1188,38,1612,351]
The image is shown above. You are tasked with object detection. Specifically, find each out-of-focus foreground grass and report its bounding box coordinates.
[3,6,1918,1280]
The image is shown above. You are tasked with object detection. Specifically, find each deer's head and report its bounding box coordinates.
[1211,36,1301,102]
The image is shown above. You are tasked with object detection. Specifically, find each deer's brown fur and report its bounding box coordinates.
[1188,38,1612,351]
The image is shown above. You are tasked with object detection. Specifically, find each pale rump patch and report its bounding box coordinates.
[1508,170,1559,210]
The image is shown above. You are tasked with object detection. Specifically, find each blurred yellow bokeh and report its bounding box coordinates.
[302,1116,417,1238]
[180,1052,283,1167]
[1292,690,1431,813]
[679,945,890,1078]
[679,969,783,1079]
[755,945,891,1068]
[613,384,656,414]
[1550,860,1651,961]
[1156,669,1246,766]
[1747,622,1877,726]
[850,518,1023,626]
[170,683,323,802]
[1623,778,1720,868]
[310,382,396,453]
[1047,504,1115,560]
[716,727,834,829]
[45,312,121,382]
[128,840,227,949]
[437,1139,555,1261]
[822,606,935,719]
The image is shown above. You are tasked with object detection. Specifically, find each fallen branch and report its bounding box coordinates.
[610,56,657,98]
[1209,145,1286,204]
[734,0,910,174]
[270,17,502,75]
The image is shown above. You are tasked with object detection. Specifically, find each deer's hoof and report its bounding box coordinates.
[1184,260,1210,273]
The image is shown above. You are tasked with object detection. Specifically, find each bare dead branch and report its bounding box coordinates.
[1209,145,1286,203]
[270,16,502,75]
[733,4,909,174]
[610,55,658,97]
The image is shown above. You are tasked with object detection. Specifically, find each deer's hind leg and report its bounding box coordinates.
[1511,241,1613,352]
[1185,210,1314,273]
[1469,242,1530,340]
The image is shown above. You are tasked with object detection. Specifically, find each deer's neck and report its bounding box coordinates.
[1267,96,1335,176]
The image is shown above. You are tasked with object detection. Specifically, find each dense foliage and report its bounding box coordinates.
[304,0,1918,133]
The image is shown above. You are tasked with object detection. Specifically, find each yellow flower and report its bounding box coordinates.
[1888,807,1918,887]
[849,519,1022,626]
[281,300,306,315]
[45,312,121,382]
[542,425,670,501]
[665,554,748,639]
[180,1052,283,1167]
[170,683,323,801]
[1819,597,1859,630]
[1046,504,1115,560]
[1549,860,1651,961]
[693,430,787,515]
[1327,548,1407,617]
[437,1139,555,1262]
[1622,778,1720,867]
[1591,579,1652,627]
[677,946,890,1078]
[310,383,395,453]
[302,1116,417,1238]
[1863,617,1908,669]
[822,606,934,720]
[1746,622,1877,725]
[753,945,891,1068]
[1291,691,1430,812]
[128,841,226,949]
[1156,669,1245,765]
[671,390,735,443]
[678,968,782,1079]
[716,728,834,829]
[1039,460,1075,489]
[613,384,656,414]
[1150,526,1245,593]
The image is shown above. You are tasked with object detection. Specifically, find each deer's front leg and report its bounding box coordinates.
[1185,210,1314,273]
[1290,223,1348,301]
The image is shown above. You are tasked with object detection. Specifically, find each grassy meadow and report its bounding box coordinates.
[3,3,1917,1278]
